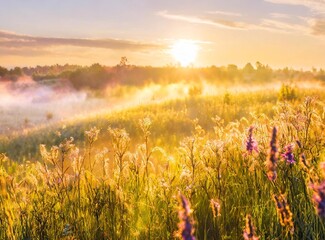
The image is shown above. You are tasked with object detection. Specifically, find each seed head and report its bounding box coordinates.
[266,127,278,181]
[243,214,259,240]
[273,194,294,235]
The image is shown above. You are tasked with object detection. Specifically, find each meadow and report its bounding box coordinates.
[1,69,325,239]
[2,0,325,238]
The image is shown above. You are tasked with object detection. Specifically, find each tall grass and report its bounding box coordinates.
[0,89,325,239]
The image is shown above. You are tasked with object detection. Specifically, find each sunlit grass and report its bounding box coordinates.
[1,85,325,239]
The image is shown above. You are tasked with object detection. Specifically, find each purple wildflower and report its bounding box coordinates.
[177,193,196,240]
[246,126,258,155]
[266,127,278,181]
[311,180,325,217]
[282,144,295,164]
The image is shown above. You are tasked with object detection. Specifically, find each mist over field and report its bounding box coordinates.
[2,0,325,238]
[0,77,102,133]
[1,62,325,239]
[0,64,324,136]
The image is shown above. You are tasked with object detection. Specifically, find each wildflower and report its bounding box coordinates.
[243,214,259,240]
[273,194,294,235]
[177,193,196,240]
[59,137,75,154]
[245,126,258,154]
[281,143,295,164]
[71,148,84,177]
[310,166,325,217]
[266,127,278,181]
[139,117,152,137]
[85,126,100,144]
[210,199,221,218]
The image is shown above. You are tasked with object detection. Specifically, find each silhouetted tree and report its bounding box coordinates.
[255,61,272,82]
[118,57,128,67]
[69,64,111,89]
[10,67,22,76]
[243,63,255,74]
[0,66,8,77]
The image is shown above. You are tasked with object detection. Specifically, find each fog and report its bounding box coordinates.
[1,76,322,135]
[0,77,108,134]
[0,78,218,134]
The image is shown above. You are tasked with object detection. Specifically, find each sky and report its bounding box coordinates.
[0,0,325,69]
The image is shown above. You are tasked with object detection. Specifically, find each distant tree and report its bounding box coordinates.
[243,63,255,74]
[118,57,128,67]
[69,64,111,90]
[255,61,263,70]
[316,68,325,81]
[255,61,272,82]
[10,67,22,76]
[0,66,8,77]
[227,64,239,81]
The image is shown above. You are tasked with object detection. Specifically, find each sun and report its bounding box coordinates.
[171,40,199,67]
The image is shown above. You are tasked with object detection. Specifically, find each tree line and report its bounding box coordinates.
[1,60,325,90]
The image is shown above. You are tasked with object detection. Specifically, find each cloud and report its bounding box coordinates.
[258,16,325,36]
[0,47,50,56]
[270,12,292,19]
[157,11,248,29]
[207,10,242,17]
[311,19,325,34]
[265,0,325,14]
[157,9,325,38]
[0,30,161,51]
[157,10,324,37]
[259,18,310,33]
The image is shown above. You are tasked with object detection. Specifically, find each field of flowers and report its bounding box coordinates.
[1,85,325,239]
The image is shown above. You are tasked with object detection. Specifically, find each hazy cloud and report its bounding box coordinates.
[157,11,248,29]
[311,19,325,34]
[270,12,292,19]
[0,30,161,51]
[207,10,242,17]
[265,1,325,36]
[258,16,325,36]
[0,47,50,56]
[265,0,325,14]
[157,10,314,35]
[259,18,309,32]
[157,9,325,38]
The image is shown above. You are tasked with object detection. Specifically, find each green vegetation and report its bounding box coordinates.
[1,86,325,239]
[2,61,325,90]
[0,88,287,161]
